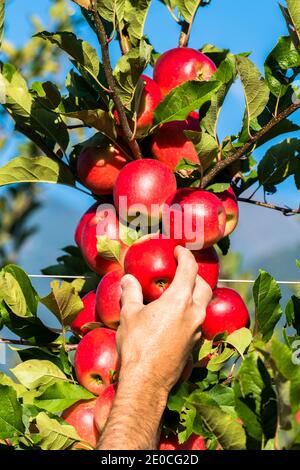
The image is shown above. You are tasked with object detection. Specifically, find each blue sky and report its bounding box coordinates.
[1,0,300,283]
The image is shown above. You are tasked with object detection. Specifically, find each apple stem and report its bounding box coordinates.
[178,21,190,47]
[237,197,300,216]
[90,1,143,160]
[201,100,300,188]
[178,1,205,47]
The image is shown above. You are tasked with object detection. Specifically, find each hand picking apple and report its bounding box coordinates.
[97,245,212,450]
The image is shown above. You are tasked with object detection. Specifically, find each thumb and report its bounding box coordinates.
[120,274,144,311]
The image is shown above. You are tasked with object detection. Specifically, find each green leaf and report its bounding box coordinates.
[256,339,300,418]
[225,328,252,358]
[0,385,24,439]
[114,40,152,107]
[265,36,300,97]
[235,352,276,443]
[35,412,80,450]
[62,109,116,140]
[0,0,4,48]
[253,270,282,341]
[14,347,64,372]
[97,0,125,24]
[177,0,201,23]
[201,54,236,137]
[0,265,38,317]
[0,64,69,151]
[97,236,121,261]
[0,156,75,188]
[178,406,196,444]
[217,236,230,256]
[285,296,300,335]
[0,373,27,399]
[184,130,218,171]
[36,32,100,86]
[167,382,190,413]
[286,0,300,49]
[11,360,67,390]
[236,56,270,135]
[187,390,246,450]
[41,280,84,327]
[206,348,234,372]
[207,385,235,409]
[34,381,94,413]
[124,0,152,46]
[154,80,221,126]
[119,223,140,246]
[198,339,213,361]
[0,308,59,346]
[0,272,27,317]
[257,138,300,189]
[206,183,230,193]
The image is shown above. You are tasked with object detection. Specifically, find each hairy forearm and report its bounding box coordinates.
[97,368,168,450]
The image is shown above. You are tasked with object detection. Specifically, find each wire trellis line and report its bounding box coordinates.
[26,274,300,285]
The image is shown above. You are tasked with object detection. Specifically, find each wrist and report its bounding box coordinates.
[117,363,169,414]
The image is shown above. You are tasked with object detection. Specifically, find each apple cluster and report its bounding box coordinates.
[63,47,250,449]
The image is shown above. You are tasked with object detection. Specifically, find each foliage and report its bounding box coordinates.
[0,0,300,451]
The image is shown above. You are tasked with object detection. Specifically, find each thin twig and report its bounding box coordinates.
[67,124,90,130]
[178,1,203,47]
[238,197,300,216]
[91,1,142,160]
[201,101,300,188]
[0,337,78,351]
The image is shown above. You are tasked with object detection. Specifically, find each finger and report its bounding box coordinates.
[191,275,213,323]
[116,326,122,355]
[120,274,144,310]
[167,246,198,296]
[193,275,213,307]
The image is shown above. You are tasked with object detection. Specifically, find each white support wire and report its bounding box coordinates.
[26,274,300,285]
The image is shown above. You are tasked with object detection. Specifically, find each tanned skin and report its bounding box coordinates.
[97,246,212,450]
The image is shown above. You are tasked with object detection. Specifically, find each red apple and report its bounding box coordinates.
[71,290,97,337]
[217,188,239,236]
[153,47,217,96]
[162,188,226,250]
[113,159,177,224]
[124,235,178,302]
[81,205,127,275]
[114,75,162,137]
[62,399,99,448]
[74,202,100,247]
[77,144,128,196]
[74,328,120,395]
[151,112,200,171]
[159,433,206,450]
[94,383,117,433]
[202,287,250,340]
[96,269,123,329]
[193,246,220,289]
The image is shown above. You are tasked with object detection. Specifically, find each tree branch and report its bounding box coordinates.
[201,101,300,188]
[238,197,300,216]
[0,337,78,351]
[91,1,142,160]
[178,1,204,48]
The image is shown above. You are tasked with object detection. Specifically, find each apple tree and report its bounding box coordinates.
[0,0,300,450]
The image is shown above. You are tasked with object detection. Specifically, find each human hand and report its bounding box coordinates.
[117,245,212,393]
